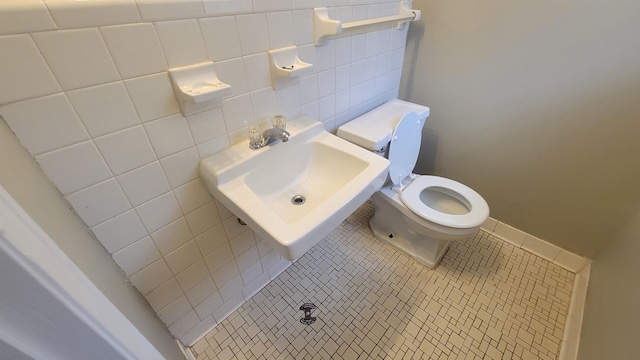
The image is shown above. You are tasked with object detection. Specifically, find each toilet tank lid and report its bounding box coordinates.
[337,99,430,151]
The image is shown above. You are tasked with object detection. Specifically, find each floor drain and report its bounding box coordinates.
[291,195,306,205]
[299,303,316,325]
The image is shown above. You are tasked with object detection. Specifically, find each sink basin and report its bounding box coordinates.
[200,116,389,261]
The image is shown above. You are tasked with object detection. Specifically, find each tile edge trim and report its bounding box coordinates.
[481,217,591,273]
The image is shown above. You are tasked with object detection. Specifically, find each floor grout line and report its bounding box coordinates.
[190,201,575,360]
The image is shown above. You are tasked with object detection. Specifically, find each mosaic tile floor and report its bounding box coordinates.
[191,202,575,360]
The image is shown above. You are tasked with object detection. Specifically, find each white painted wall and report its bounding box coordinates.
[401,0,640,259]
[578,209,640,359]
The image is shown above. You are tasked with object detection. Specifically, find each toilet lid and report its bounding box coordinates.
[388,112,425,186]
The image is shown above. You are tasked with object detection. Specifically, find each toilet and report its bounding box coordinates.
[337,99,490,268]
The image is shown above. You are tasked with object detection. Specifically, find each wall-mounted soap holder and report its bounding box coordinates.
[268,46,314,90]
[168,61,232,116]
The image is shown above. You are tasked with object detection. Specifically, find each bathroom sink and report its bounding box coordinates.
[200,116,389,261]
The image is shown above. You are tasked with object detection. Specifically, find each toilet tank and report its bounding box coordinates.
[337,99,430,152]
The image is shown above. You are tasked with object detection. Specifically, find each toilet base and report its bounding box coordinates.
[369,204,450,269]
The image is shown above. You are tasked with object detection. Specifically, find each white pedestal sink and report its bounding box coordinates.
[200,116,389,261]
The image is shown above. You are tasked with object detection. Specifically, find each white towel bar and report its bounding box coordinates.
[313,5,421,46]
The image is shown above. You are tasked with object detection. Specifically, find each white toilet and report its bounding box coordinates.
[337,99,490,268]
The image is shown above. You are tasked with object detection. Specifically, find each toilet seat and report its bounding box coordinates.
[400,176,490,229]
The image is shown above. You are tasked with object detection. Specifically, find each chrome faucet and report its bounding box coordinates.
[249,127,290,149]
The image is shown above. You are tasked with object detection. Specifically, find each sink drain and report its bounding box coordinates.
[291,194,306,205]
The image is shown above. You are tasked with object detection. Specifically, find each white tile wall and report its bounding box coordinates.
[0,0,409,345]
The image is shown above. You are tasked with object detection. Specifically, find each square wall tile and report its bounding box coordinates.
[66,179,131,227]
[0,0,56,35]
[199,16,242,62]
[267,11,295,49]
[217,275,243,302]
[155,19,208,68]
[174,179,213,214]
[236,246,260,272]
[1,93,88,155]
[186,277,217,306]
[146,278,184,312]
[195,292,223,320]
[222,215,246,240]
[176,261,210,292]
[242,272,269,300]
[299,74,319,105]
[94,125,156,175]
[229,230,256,257]
[117,161,171,207]
[212,260,240,289]
[101,23,168,79]
[32,28,120,90]
[112,236,161,276]
[293,9,314,45]
[254,0,291,12]
[221,94,255,132]
[157,295,193,326]
[144,114,195,158]
[202,0,252,16]
[91,209,148,254]
[250,88,278,122]
[137,0,205,21]
[239,257,263,284]
[68,81,140,137]
[196,135,230,158]
[165,240,203,276]
[135,191,183,232]
[168,310,200,339]
[0,35,60,104]
[129,259,173,295]
[243,53,271,92]
[236,14,270,55]
[159,147,200,189]
[277,85,301,115]
[151,218,194,255]
[211,293,243,323]
[186,108,227,145]
[204,243,233,273]
[316,39,336,71]
[124,72,180,122]
[214,57,249,97]
[44,0,140,29]
[195,223,228,256]
[318,69,336,98]
[185,202,221,237]
[181,316,216,347]
[36,141,111,195]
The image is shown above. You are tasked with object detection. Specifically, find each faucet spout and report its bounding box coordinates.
[249,127,290,149]
[263,128,290,143]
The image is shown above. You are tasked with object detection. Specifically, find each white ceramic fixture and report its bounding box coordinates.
[337,100,490,268]
[313,2,421,46]
[168,61,231,116]
[200,116,389,261]
[268,46,314,89]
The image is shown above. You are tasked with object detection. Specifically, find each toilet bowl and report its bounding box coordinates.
[337,99,489,268]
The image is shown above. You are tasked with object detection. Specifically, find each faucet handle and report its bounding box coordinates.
[272,114,287,130]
